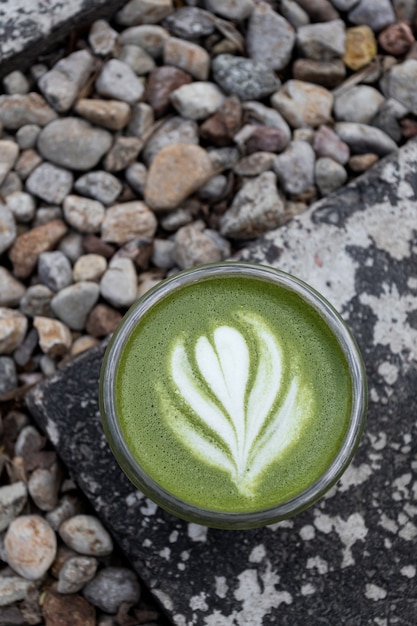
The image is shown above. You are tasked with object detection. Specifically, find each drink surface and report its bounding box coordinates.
[114,275,352,513]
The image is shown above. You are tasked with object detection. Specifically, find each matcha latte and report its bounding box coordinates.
[100,263,367,529]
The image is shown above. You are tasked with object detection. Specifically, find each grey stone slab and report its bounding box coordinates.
[0,0,127,78]
[27,139,417,625]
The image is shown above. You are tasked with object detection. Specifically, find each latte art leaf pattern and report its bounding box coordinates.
[166,316,309,495]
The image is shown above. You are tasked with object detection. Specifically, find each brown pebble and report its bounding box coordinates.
[200,96,243,146]
[144,65,192,117]
[378,22,414,56]
[9,219,68,279]
[400,117,417,138]
[293,0,339,22]
[348,153,379,173]
[82,234,115,259]
[85,304,123,337]
[104,136,143,172]
[244,126,289,155]
[292,59,346,88]
[42,589,95,626]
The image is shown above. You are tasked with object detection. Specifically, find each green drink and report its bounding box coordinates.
[100,263,367,529]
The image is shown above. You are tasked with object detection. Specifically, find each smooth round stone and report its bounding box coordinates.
[273,140,316,195]
[151,238,175,269]
[57,556,98,594]
[0,576,35,605]
[170,81,224,120]
[83,567,140,614]
[219,171,285,240]
[125,162,147,195]
[117,44,155,75]
[16,124,41,149]
[142,116,199,165]
[279,0,309,29]
[164,37,209,80]
[384,60,417,115]
[172,221,223,268]
[313,125,350,165]
[101,201,157,244]
[13,327,38,367]
[73,254,107,282]
[38,251,73,292]
[0,93,57,130]
[20,285,53,318]
[59,515,113,556]
[100,257,138,308]
[85,303,123,337]
[9,219,68,279]
[315,157,348,195]
[246,4,295,71]
[205,0,254,19]
[0,204,16,255]
[33,206,62,228]
[145,143,213,211]
[371,98,407,143]
[242,101,291,142]
[343,25,377,71]
[160,207,193,231]
[26,162,73,204]
[0,140,19,186]
[233,152,276,177]
[71,335,99,356]
[63,195,105,233]
[334,86,385,124]
[5,515,57,580]
[198,174,228,201]
[3,70,30,95]
[296,20,346,61]
[74,171,122,206]
[96,59,144,105]
[145,65,192,118]
[1,171,22,195]
[0,267,25,307]
[51,282,100,331]
[334,122,398,156]
[348,153,379,172]
[74,99,131,131]
[14,149,42,181]
[163,7,215,39]
[33,316,72,356]
[235,125,289,155]
[348,0,395,32]
[0,356,18,395]
[292,59,346,88]
[58,232,84,263]
[38,50,94,113]
[378,22,414,56]
[119,25,170,57]
[28,462,62,511]
[0,482,27,532]
[116,0,173,25]
[0,308,28,354]
[88,19,118,56]
[271,80,333,128]
[212,54,281,101]
[103,135,143,172]
[37,118,113,171]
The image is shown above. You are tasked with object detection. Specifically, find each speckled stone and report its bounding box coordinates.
[212,54,281,101]
[5,515,57,580]
[271,80,333,128]
[59,515,113,557]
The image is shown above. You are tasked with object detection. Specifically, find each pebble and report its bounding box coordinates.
[145,65,192,117]
[3,70,30,95]
[1,171,22,195]
[85,304,122,337]
[292,58,346,88]
[38,252,72,294]
[0,140,19,185]
[45,495,83,531]
[0,204,17,256]
[277,0,309,29]
[145,143,213,210]
[57,556,98,594]
[295,0,339,21]
[16,124,41,150]
[14,149,43,181]
[371,98,407,143]
[88,19,118,56]
[172,221,223,268]
[119,25,170,57]
[164,37,210,80]
[0,575,35,607]
[334,122,398,156]
[71,335,99,356]
[0,308,28,354]
[116,0,174,25]
[348,0,396,32]
[63,195,105,233]
[274,140,316,196]
[296,20,346,61]
[142,115,199,165]
[58,232,84,263]
[235,124,289,155]
[37,118,113,171]
[163,7,215,39]
[384,60,417,114]
[0,268,25,307]
[95,59,144,105]
[334,86,385,124]
[33,316,72,356]
[315,157,348,195]
[114,236,153,268]
[59,515,113,556]
[212,54,281,101]
[220,171,285,239]
[101,201,157,244]
[271,80,333,128]
[125,162,147,195]
[73,254,107,283]
[205,0,254,20]
[198,174,228,201]
[151,238,175,269]
[83,566,140,614]
[246,4,295,71]
[117,43,156,75]
[160,207,193,231]
[233,151,276,176]
[0,93,57,129]
[9,219,68,279]
[208,146,240,171]
[74,171,122,206]
[331,0,358,9]
[0,356,18,394]
[0,482,27,532]
[100,257,138,308]
[82,234,115,259]
[343,26,377,70]
[103,135,143,172]
[13,327,39,367]
[349,152,379,172]
[5,515,57,580]
[170,81,224,121]
[200,96,242,147]
[26,162,74,204]
[38,50,94,113]
[313,125,350,165]
[74,99,131,131]
[42,589,95,626]
[20,285,53,318]
[50,282,100,331]
[379,22,414,56]
[28,462,62,511]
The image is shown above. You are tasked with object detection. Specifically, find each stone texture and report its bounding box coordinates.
[88,19,118,56]
[74,171,122,206]
[334,122,398,156]
[95,59,144,105]
[99,257,138,308]
[0,93,57,129]
[334,86,385,124]
[116,0,174,25]
[163,37,209,80]
[384,60,417,115]
[0,482,27,532]
[348,0,396,32]
[205,0,254,20]
[38,50,95,113]
[59,515,113,556]
[271,80,333,128]
[51,282,100,331]
[212,54,281,101]
[117,43,155,75]
[5,515,57,580]
[33,316,72,356]
[145,143,213,210]
[142,116,199,165]
[63,195,105,233]
[292,58,346,88]
[144,65,192,117]
[103,136,143,172]
[296,20,346,61]
[101,201,157,244]
[119,24,169,57]
[200,96,242,146]
[378,22,414,56]
[274,140,316,196]
[246,3,295,71]
[9,219,68,279]
[42,590,95,626]
[0,267,25,307]
[26,163,73,205]
[74,99,131,131]
[343,26,377,71]
[0,204,16,255]
[170,81,224,121]
[0,140,19,185]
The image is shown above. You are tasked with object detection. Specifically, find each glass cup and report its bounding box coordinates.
[99,262,367,529]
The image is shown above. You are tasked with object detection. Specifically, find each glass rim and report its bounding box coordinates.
[100,261,367,529]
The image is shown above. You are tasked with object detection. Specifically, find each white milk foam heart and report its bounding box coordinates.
[163,314,313,496]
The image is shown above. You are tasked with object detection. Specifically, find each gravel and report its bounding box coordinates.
[0,0,416,623]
